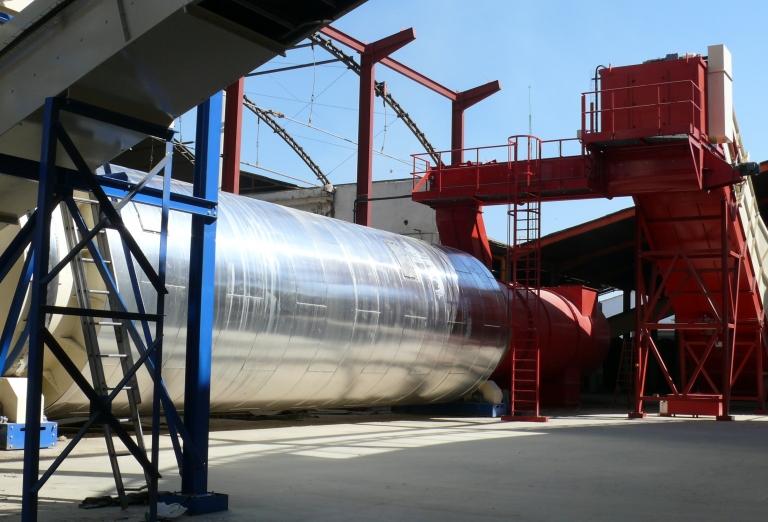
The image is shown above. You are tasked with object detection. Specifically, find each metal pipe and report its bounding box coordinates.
[35,174,508,416]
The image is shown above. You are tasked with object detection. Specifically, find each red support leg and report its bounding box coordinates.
[718,197,734,421]
[757,328,766,414]
[630,202,647,418]
[355,56,375,226]
[222,78,244,195]
[354,29,416,226]
[450,81,501,166]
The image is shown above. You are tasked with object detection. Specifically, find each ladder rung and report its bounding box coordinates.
[118,418,137,423]
[81,258,111,264]
[89,290,110,295]
[108,386,132,391]
[100,353,127,358]
[96,321,122,326]
[113,452,132,458]
[72,197,99,204]
[512,399,538,403]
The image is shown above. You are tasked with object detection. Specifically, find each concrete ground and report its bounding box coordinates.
[1,408,767,521]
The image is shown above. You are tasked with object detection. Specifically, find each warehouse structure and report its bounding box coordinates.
[0,1,766,521]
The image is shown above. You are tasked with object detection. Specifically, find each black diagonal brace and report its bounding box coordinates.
[55,98,174,141]
[37,329,160,492]
[52,122,167,295]
[0,210,36,285]
[32,336,161,491]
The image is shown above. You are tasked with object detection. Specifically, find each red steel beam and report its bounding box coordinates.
[356,28,416,226]
[222,77,244,194]
[451,81,502,165]
[320,26,457,100]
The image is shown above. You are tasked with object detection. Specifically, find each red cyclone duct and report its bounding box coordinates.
[491,285,611,405]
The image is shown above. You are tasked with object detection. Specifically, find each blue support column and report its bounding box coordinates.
[148,141,173,521]
[21,98,59,522]
[176,93,227,514]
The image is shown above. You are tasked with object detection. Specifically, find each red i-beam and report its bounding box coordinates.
[451,82,501,165]
[354,29,416,225]
[222,77,244,194]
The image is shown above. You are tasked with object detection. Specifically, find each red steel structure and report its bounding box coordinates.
[412,53,760,420]
[222,78,245,195]
[319,26,500,226]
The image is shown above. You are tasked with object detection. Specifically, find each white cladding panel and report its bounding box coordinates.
[707,44,733,144]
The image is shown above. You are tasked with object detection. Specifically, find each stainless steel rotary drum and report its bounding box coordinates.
[43,177,508,416]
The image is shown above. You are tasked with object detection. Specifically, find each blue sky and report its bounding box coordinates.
[177,0,767,242]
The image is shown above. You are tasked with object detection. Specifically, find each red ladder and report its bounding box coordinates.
[502,136,548,422]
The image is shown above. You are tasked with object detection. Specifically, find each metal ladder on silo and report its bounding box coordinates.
[62,198,149,509]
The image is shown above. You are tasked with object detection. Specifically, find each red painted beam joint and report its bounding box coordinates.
[222,77,244,195]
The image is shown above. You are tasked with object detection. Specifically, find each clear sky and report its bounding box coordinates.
[177,0,767,243]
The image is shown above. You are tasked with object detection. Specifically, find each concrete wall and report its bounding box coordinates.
[249,179,440,244]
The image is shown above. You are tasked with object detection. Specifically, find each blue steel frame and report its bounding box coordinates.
[0,96,223,521]
[184,95,220,495]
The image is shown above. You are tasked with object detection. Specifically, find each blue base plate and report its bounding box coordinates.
[0,422,58,450]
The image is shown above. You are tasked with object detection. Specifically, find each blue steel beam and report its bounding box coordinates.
[0,210,36,285]
[0,154,217,218]
[2,322,29,375]
[182,94,221,500]
[0,249,33,375]
[56,98,174,141]
[22,97,59,522]
[149,141,172,521]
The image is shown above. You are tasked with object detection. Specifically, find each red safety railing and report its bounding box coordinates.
[581,80,703,139]
[411,138,585,201]
[411,143,508,197]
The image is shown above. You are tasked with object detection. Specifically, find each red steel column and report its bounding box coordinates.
[629,202,647,418]
[355,29,416,226]
[450,81,501,166]
[718,196,734,421]
[356,54,376,225]
[222,77,244,194]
